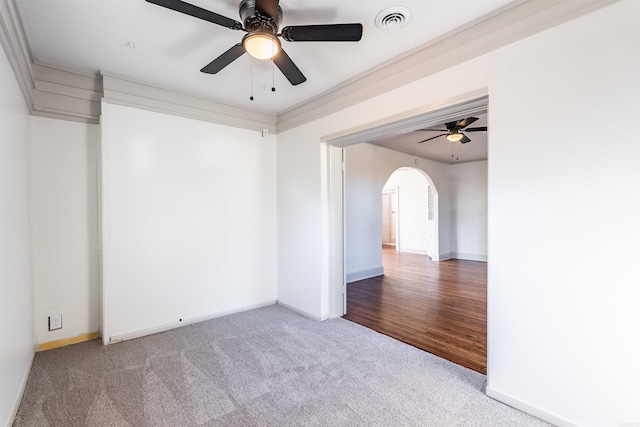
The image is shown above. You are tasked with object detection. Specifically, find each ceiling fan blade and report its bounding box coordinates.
[460,134,471,144]
[281,24,363,42]
[457,117,479,129]
[255,0,280,18]
[418,134,447,143]
[272,49,306,85]
[445,121,458,131]
[417,128,448,132]
[146,0,243,30]
[465,126,487,132]
[200,44,246,74]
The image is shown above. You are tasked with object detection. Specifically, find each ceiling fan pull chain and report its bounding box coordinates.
[250,59,254,101]
[272,61,276,92]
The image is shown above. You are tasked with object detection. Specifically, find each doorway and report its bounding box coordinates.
[381,187,397,247]
[382,167,437,259]
[324,95,489,372]
[325,95,488,318]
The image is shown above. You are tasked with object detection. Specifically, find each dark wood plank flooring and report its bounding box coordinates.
[343,246,487,373]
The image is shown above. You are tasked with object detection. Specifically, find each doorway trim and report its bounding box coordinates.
[322,91,488,147]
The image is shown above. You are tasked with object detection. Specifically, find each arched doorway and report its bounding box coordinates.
[382,167,438,260]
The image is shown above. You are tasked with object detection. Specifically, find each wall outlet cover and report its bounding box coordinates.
[49,314,62,331]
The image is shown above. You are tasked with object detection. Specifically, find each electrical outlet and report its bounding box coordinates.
[48,314,62,331]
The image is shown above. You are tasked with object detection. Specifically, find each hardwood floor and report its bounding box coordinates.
[343,246,487,374]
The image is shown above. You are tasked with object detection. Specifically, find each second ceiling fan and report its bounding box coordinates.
[417,117,487,144]
[146,0,364,86]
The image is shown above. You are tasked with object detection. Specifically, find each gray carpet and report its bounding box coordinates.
[14,304,550,426]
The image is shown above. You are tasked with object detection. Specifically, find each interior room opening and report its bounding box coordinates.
[324,96,489,373]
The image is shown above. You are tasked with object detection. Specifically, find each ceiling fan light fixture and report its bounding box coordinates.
[243,33,280,59]
[446,132,464,142]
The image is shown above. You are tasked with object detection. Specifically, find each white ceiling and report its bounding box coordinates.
[369,113,487,164]
[16,0,511,115]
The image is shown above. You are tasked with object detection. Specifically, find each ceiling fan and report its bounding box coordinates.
[145,0,364,86]
[417,117,487,144]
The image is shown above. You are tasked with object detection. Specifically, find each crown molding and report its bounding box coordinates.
[0,0,35,110]
[0,0,102,124]
[1,1,276,130]
[2,0,619,131]
[31,61,102,124]
[275,0,621,132]
[101,74,277,132]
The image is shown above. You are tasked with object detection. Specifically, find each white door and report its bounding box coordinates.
[382,193,391,244]
[382,189,397,246]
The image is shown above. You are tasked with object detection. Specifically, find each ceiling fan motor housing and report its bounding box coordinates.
[240,0,282,33]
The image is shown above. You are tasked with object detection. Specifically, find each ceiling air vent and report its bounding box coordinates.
[375,6,411,30]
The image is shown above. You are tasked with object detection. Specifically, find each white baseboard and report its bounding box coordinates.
[437,252,487,262]
[454,252,488,262]
[276,301,323,321]
[398,247,429,255]
[438,252,453,261]
[486,386,578,427]
[107,300,277,344]
[346,266,384,283]
[6,347,35,427]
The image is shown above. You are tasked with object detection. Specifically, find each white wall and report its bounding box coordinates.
[277,122,326,318]
[277,1,640,425]
[29,116,100,345]
[485,3,639,424]
[450,160,487,261]
[101,103,277,342]
[385,168,431,256]
[0,43,34,427]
